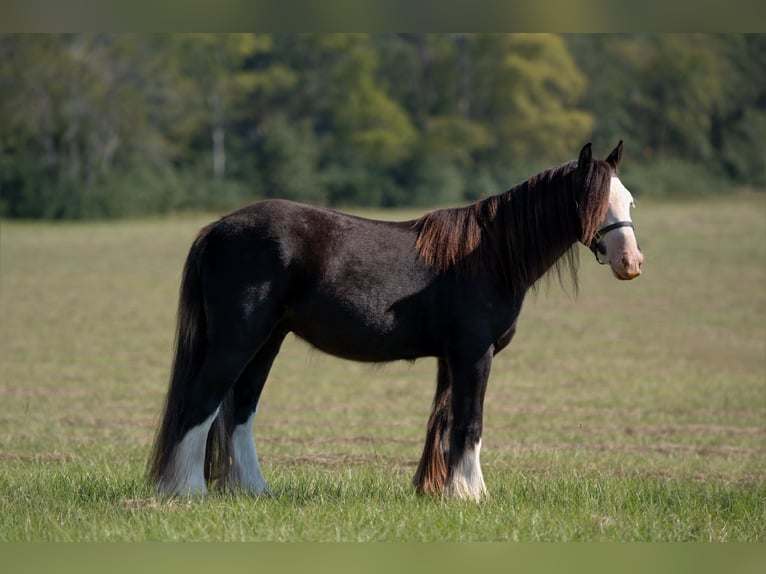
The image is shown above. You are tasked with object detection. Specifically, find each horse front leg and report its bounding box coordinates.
[445,348,493,501]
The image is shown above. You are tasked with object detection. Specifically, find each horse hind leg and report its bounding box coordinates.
[413,358,452,496]
[157,343,254,497]
[157,409,218,497]
[218,331,286,495]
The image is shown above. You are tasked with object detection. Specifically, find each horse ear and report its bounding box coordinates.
[578,142,592,172]
[606,140,623,170]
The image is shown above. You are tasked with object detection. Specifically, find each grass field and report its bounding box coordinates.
[1,193,764,541]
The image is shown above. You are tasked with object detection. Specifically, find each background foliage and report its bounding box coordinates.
[1,34,764,219]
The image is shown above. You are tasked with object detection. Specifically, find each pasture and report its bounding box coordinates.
[0,193,764,541]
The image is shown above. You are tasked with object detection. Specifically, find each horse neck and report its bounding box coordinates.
[487,168,580,294]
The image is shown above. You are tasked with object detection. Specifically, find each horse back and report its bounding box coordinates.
[201,199,522,362]
[202,200,441,360]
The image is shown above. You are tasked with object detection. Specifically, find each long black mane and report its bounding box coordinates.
[414,158,613,295]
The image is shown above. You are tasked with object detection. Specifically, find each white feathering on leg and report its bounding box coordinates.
[445,439,487,502]
[228,410,270,495]
[158,409,219,497]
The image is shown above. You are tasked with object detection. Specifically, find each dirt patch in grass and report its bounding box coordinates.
[489,402,766,420]
[0,384,92,399]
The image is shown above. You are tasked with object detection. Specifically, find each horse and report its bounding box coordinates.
[148,141,643,501]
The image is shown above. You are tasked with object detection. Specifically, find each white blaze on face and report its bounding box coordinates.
[599,176,643,279]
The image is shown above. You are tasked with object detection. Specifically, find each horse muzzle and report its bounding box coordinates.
[610,251,643,280]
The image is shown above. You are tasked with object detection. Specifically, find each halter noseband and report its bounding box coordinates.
[589,221,635,264]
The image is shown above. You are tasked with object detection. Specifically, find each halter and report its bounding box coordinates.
[589,221,635,263]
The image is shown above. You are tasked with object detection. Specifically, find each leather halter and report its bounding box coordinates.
[589,221,635,264]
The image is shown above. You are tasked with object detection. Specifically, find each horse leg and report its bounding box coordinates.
[444,348,492,501]
[157,341,254,497]
[222,330,286,495]
[413,358,452,495]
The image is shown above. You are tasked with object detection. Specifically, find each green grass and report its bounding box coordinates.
[1,194,764,540]
[1,462,762,541]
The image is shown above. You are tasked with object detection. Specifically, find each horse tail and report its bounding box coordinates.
[203,382,234,486]
[148,224,214,485]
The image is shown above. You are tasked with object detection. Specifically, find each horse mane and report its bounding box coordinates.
[414,158,613,295]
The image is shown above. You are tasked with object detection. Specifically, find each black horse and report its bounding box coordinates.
[148,142,643,500]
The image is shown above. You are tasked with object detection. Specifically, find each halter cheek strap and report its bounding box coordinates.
[589,221,635,263]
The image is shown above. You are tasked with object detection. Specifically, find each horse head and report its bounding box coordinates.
[578,141,644,280]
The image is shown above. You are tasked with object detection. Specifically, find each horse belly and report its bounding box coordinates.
[286,290,434,362]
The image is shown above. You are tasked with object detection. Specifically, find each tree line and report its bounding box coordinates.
[1,34,763,219]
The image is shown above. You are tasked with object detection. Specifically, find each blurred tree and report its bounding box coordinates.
[0,34,190,217]
[468,34,593,165]
[1,34,762,219]
[173,34,290,183]
[255,114,322,203]
[568,34,765,189]
[630,35,723,162]
[421,116,494,168]
[709,34,766,186]
[279,34,417,205]
[565,34,637,152]
[325,35,417,169]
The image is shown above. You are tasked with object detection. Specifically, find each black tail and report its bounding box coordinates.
[204,386,235,486]
[147,224,233,486]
